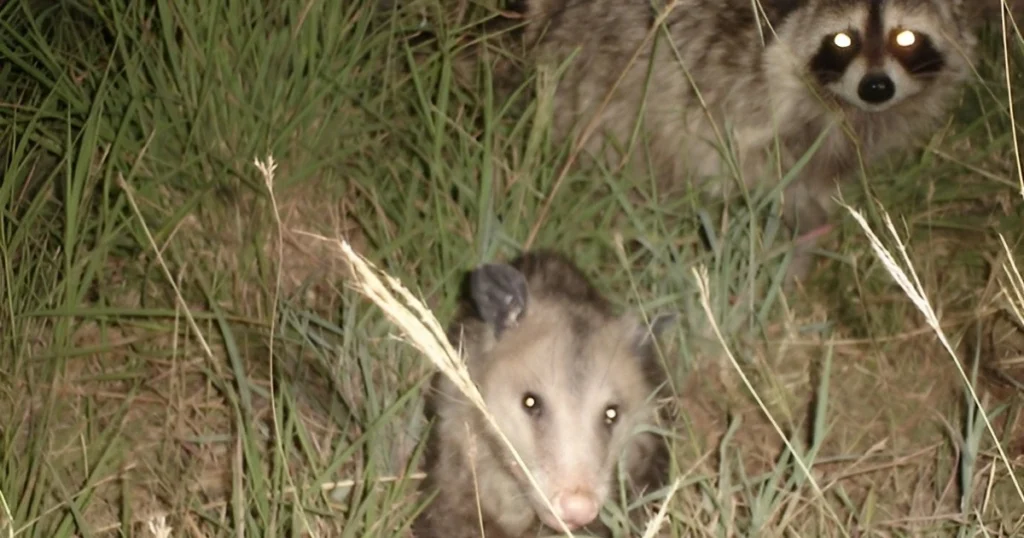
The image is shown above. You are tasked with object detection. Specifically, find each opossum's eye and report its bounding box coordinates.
[603,405,619,426]
[522,393,542,416]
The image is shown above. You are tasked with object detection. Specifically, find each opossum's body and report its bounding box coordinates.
[413,251,674,538]
[403,0,993,284]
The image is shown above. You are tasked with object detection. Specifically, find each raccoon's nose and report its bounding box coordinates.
[554,491,600,529]
[857,73,895,104]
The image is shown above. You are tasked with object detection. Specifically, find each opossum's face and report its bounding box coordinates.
[775,0,975,112]
[467,262,671,533]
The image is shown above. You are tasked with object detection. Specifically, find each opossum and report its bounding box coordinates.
[413,250,675,538]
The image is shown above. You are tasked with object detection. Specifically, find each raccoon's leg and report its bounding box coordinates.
[780,179,834,287]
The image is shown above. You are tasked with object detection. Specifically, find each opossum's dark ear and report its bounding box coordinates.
[469,263,529,332]
[630,313,677,354]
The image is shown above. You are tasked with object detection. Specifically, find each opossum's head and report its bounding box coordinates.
[769,0,978,112]
[464,260,673,533]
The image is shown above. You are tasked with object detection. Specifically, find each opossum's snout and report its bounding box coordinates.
[509,389,614,531]
[542,488,601,530]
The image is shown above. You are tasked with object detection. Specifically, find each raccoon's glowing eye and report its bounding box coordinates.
[522,393,542,414]
[603,405,619,425]
[895,30,916,47]
[833,32,853,49]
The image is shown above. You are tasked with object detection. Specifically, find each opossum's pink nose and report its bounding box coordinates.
[552,491,600,530]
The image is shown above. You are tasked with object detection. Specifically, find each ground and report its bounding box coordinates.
[1,0,1023,537]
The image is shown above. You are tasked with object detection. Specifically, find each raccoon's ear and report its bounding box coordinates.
[469,263,529,332]
[629,313,678,355]
[963,0,1024,25]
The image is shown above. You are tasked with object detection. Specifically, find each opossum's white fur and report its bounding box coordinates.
[413,250,673,538]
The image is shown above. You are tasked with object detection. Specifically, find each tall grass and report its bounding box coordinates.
[0,0,1023,536]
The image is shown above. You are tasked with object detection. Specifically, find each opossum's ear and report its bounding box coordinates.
[469,263,529,333]
[629,313,677,355]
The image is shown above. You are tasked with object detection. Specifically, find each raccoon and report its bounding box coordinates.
[413,250,675,538]
[428,0,996,284]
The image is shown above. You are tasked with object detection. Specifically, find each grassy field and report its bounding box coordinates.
[2,0,1024,536]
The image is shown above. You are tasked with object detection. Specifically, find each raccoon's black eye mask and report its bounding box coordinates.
[809,29,861,83]
[887,28,945,76]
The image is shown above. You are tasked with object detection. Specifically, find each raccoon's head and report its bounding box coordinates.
[464,260,673,533]
[773,0,978,112]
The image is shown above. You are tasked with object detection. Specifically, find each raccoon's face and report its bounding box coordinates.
[781,0,975,112]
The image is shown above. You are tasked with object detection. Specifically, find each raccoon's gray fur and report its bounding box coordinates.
[413,250,674,538]
[424,0,999,284]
